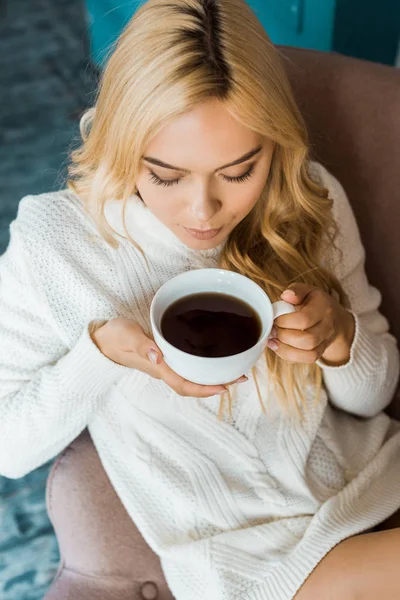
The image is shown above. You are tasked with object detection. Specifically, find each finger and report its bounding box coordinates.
[280,283,314,305]
[266,337,329,364]
[274,304,321,330]
[162,367,248,396]
[157,361,227,397]
[274,320,335,351]
[225,375,248,386]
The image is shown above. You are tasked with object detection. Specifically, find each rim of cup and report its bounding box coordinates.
[150,268,273,362]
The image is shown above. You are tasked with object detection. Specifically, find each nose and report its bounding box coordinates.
[189,182,222,224]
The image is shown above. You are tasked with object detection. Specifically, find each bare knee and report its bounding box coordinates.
[294,529,400,600]
[294,560,357,600]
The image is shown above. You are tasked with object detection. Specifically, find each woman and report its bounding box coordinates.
[0,0,399,598]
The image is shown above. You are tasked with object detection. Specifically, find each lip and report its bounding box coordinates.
[183,226,222,240]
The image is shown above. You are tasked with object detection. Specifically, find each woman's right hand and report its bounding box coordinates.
[91,317,248,398]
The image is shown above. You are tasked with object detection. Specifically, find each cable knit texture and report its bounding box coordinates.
[0,161,399,600]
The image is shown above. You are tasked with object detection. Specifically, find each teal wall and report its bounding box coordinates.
[85,0,337,66]
[85,0,136,65]
[85,0,400,67]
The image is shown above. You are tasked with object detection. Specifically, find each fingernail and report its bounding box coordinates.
[270,326,277,338]
[282,289,295,297]
[236,375,248,383]
[147,349,159,364]
[267,339,279,351]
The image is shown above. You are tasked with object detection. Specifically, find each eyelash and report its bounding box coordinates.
[148,163,255,187]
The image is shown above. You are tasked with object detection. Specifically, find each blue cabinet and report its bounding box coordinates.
[334,0,400,66]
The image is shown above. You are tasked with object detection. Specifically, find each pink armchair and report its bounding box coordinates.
[43,47,400,600]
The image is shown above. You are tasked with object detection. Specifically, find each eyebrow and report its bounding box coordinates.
[142,145,263,173]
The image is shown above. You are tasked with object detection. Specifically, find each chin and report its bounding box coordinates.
[186,239,221,250]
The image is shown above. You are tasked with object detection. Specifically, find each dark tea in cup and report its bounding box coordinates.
[160,292,262,358]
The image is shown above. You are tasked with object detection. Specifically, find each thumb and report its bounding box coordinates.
[146,346,163,365]
[280,283,313,305]
[135,329,163,365]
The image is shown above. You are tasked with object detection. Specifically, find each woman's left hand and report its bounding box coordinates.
[267,283,356,366]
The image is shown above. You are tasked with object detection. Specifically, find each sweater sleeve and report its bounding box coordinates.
[0,223,133,479]
[314,163,399,418]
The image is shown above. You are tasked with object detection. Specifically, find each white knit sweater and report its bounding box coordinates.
[1,161,399,600]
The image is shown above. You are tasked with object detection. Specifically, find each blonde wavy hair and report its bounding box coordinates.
[67,0,349,421]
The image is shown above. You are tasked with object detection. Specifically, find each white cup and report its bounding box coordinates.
[150,268,295,386]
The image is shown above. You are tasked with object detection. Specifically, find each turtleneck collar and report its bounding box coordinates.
[104,193,227,263]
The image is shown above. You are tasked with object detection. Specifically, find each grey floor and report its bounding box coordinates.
[0,0,98,252]
[0,1,98,597]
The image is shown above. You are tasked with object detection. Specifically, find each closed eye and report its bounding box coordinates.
[148,163,255,188]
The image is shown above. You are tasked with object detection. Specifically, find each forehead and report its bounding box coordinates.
[144,99,263,169]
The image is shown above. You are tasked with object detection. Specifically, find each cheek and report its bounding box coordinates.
[137,175,164,207]
[229,178,266,217]
[136,178,182,223]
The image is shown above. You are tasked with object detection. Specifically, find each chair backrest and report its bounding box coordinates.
[279,47,400,418]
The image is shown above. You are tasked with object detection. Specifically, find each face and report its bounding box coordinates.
[136,98,274,250]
